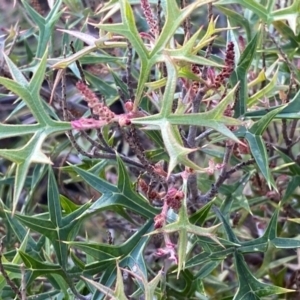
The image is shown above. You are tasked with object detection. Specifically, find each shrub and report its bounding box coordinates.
[0,0,300,299]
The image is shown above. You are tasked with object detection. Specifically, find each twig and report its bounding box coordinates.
[20,263,27,300]
[94,151,144,169]
[195,128,214,142]
[214,143,234,188]
[266,127,274,157]
[202,3,214,78]
[186,89,206,146]
[181,0,191,40]
[199,142,234,203]
[225,158,255,177]
[0,239,22,299]
[282,119,291,147]
[126,41,134,102]
[121,125,166,185]
[288,119,298,143]
[157,0,162,34]
[267,26,296,147]
[68,130,144,168]
[81,130,113,153]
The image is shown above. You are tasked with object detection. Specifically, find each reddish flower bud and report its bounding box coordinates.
[118,115,131,127]
[154,213,164,228]
[124,101,134,112]
[165,188,184,211]
[141,0,158,36]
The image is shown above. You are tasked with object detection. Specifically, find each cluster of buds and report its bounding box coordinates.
[223,103,238,131]
[72,82,142,130]
[191,64,201,97]
[209,42,235,89]
[165,187,184,211]
[156,242,178,264]
[223,104,233,118]
[124,101,134,112]
[250,174,268,196]
[138,178,163,201]
[153,187,184,229]
[141,0,158,37]
[205,159,225,175]
[153,188,185,264]
[154,213,165,229]
[233,139,250,159]
[76,81,115,123]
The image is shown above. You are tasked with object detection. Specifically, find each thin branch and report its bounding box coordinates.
[82,130,113,153]
[20,263,27,300]
[267,26,296,147]
[288,119,298,143]
[201,3,214,78]
[195,128,214,142]
[214,143,234,188]
[226,158,255,177]
[0,240,22,300]
[68,130,144,168]
[181,0,191,40]
[186,89,206,146]
[121,125,166,185]
[126,41,134,102]
[199,142,234,203]
[186,88,206,203]
[282,119,291,147]
[157,0,162,34]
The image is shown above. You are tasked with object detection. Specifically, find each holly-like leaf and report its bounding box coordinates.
[230,31,260,117]
[132,59,241,174]
[72,155,159,219]
[233,251,293,299]
[21,0,63,59]
[0,51,71,213]
[15,167,90,269]
[244,89,300,119]
[81,263,128,300]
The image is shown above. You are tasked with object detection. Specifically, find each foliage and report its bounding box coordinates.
[0,0,300,299]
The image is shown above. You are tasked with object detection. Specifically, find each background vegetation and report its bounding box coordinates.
[0,0,300,299]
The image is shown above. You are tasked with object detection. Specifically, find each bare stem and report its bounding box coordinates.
[20,263,27,300]
[126,41,134,102]
[199,143,234,203]
[0,240,22,299]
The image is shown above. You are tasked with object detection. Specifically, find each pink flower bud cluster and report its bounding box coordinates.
[141,0,158,36]
[165,187,184,211]
[213,42,235,89]
[154,213,165,229]
[206,42,235,90]
[156,242,178,264]
[205,159,225,175]
[153,187,183,229]
[76,81,115,123]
